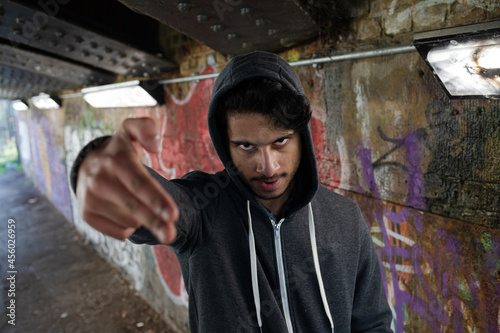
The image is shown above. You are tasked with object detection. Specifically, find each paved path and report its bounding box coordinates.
[0,171,173,333]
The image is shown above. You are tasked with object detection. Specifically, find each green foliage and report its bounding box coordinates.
[0,139,21,174]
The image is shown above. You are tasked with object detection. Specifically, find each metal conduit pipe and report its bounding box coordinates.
[158,45,417,85]
[60,44,416,98]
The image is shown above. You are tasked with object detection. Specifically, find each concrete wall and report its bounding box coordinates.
[15,0,500,332]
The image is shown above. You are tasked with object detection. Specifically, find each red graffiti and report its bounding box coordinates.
[310,116,341,188]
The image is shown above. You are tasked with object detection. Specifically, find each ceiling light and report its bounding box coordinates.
[81,80,165,108]
[414,20,500,99]
[31,93,61,109]
[11,99,29,111]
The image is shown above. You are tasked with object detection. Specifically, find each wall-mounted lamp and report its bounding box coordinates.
[81,80,165,108]
[11,99,29,111]
[31,93,62,109]
[414,20,500,99]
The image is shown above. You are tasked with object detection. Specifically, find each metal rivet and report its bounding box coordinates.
[55,30,65,38]
[450,40,458,46]
[197,14,209,23]
[268,29,278,36]
[211,24,224,32]
[12,27,22,35]
[227,33,237,40]
[241,8,252,16]
[131,68,137,74]
[141,62,147,67]
[16,17,25,24]
[143,72,150,77]
[177,2,192,11]
[94,55,103,61]
[255,19,267,27]
[242,41,252,49]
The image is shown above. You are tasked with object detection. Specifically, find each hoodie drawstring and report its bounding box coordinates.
[247,200,263,333]
[247,201,334,333]
[308,203,335,333]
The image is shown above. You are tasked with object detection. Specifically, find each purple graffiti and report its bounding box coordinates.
[30,113,73,221]
[357,127,500,332]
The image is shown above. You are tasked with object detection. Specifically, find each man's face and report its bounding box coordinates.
[227,112,302,213]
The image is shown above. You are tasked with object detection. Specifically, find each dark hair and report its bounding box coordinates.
[216,77,311,137]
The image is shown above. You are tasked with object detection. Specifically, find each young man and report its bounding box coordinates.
[72,51,392,332]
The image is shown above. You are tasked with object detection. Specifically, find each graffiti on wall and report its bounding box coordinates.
[345,119,500,332]
[20,109,73,221]
[63,102,148,291]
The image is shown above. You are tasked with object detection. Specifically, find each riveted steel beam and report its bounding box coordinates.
[0,65,78,99]
[118,0,319,55]
[0,43,115,89]
[0,0,176,77]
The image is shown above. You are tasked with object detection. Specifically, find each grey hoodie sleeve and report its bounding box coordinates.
[351,208,393,332]
[129,167,205,250]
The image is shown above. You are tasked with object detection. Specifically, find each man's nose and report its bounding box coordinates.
[256,148,279,177]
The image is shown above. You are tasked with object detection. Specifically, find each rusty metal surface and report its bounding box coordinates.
[118,0,319,55]
[0,0,176,77]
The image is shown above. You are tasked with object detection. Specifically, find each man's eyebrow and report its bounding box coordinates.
[229,132,296,146]
[229,140,253,146]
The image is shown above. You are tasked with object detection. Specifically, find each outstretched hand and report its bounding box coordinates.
[76,117,179,244]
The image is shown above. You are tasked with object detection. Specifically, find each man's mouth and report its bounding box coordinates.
[256,178,281,191]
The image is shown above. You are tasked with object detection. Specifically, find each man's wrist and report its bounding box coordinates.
[69,135,112,194]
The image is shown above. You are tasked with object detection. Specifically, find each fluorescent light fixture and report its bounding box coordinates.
[31,93,61,109]
[81,80,165,108]
[414,20,500,99]
[11,99,29,111]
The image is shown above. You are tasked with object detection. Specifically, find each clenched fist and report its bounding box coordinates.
[76,117,179,244]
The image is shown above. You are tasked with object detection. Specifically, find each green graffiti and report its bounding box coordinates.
[480,232,492,251]
[459,281,473,303]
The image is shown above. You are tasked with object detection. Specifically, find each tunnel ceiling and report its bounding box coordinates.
[0,0,322,101]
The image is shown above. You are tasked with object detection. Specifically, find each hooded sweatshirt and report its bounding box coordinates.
[71,51,393,333]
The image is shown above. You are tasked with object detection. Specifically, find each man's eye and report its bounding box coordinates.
[239,143,255,151]
[274,138,289,146]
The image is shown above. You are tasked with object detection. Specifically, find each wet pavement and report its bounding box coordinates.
[0,171,174,333]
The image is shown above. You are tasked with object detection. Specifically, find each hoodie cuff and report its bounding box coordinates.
[69,135,111,194]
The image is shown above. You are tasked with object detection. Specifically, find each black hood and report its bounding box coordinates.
[207,50,319,216]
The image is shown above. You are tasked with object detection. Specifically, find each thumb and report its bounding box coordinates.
[120,117,161,153]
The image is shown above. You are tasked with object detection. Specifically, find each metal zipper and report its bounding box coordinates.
[271,217,294,333]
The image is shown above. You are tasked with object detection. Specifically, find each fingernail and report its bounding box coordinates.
[156,229,166,243]
[161,208,170,222]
